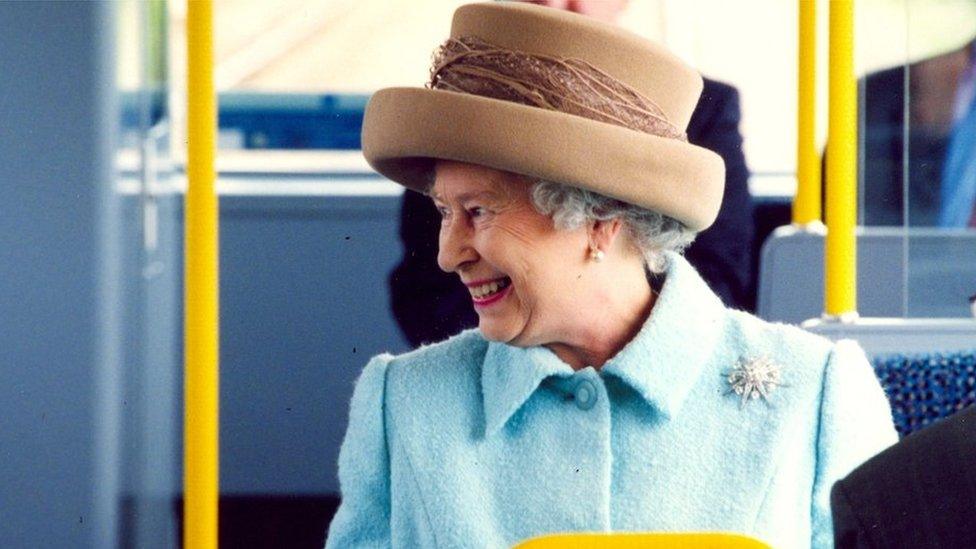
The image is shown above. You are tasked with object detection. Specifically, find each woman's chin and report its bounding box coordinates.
[477,320,521,345]
[477,323,507,343]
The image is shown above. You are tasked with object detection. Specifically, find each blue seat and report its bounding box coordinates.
[804,318,976,437]
[870,349,976,437]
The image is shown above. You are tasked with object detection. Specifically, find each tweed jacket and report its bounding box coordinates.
[326,254,897,548]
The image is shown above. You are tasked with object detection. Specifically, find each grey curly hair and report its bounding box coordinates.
[529,180,697,274]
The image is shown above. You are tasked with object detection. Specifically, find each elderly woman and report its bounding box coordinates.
[326,3,897,548]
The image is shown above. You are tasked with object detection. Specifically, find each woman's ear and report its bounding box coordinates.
[586,218,625,255]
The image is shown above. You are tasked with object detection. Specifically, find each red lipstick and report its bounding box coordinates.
[472,285,512,308]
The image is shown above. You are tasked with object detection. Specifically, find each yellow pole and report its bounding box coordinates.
[794,0,821,225]
[825,0,857,319]
[185,0,219,547]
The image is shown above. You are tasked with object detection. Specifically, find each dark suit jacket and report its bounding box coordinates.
[831,405,976,549]
[389,78,753,347]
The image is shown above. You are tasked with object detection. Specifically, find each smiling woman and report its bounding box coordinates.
[325,3,897,548]
[431,161,661,368]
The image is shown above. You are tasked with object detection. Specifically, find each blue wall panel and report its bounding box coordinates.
[0,3,115,547]
[215,195,410,495]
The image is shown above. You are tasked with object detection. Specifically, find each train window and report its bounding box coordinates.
[166,0,472,158]
[857,1,976,317]
[860,0,976,229]
[150,1,975,201]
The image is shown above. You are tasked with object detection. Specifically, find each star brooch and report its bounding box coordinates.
[724,356,786,408]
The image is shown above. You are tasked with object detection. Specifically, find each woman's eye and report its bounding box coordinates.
[467,207,485,218]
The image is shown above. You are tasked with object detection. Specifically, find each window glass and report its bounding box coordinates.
[160,1,972,191]
[900,1,976,317]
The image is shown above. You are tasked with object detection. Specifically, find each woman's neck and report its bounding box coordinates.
[545,266,656,370]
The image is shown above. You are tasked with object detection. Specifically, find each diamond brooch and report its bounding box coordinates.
[725,356,786,408]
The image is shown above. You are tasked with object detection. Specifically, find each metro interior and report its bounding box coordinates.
[2,1,975,547]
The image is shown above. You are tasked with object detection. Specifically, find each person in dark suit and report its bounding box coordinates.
[388,1,753,347]
[831,404,976,548]
[862,39,976,227]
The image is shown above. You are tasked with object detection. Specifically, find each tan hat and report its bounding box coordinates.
[361,1,725,231]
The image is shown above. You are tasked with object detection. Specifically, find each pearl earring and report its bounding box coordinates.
[589,248,604,262]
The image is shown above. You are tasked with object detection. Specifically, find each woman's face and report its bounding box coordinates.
[432,161,590,346]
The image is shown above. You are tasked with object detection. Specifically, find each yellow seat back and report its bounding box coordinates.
[513,532,770,549]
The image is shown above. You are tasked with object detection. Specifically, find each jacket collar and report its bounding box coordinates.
[481,252,726,436]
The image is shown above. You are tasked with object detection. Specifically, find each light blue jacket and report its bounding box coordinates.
[325,253,897,548]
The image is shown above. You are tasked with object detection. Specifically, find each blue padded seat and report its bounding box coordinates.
[872,350,976,438]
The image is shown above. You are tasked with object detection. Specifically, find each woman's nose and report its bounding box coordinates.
[437,218,478,273]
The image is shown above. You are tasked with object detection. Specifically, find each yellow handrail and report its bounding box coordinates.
[184,0,219,547]
[824,0,857,319]
[794,0,821,225]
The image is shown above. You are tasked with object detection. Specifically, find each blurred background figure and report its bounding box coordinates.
[390,0,753,347]
[862,35,976,227]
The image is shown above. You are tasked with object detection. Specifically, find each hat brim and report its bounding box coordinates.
[362,87,725,231]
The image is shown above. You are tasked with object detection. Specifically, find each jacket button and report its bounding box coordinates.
[574,379,597,410]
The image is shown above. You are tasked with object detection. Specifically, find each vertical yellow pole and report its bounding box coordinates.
[825,0,857,318]
[794,0,821,225]
[185,0,219,547]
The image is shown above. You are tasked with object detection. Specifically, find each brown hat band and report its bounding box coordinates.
[428,36,688,142]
